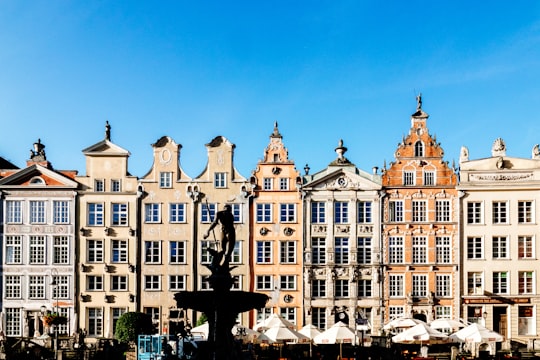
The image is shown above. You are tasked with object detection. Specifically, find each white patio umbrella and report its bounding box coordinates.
[262,324,309,344]
[253,313,296,331]
[383,317,425,333]
[233,324,261,343]
[299,324,322,358]
[314,321,357,359]
[392,323,449,344]
[429,319,466,334]
[189,322,209,339]
[449,323,503,343]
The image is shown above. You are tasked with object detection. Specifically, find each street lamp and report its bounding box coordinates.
[51,268,59,360]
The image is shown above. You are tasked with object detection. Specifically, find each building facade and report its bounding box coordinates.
[250,123,303,328]
[458,138,540,349]
[302,140,382,333]
[75,123,140,339]
[0,140,79,337]
[380,98,460,328]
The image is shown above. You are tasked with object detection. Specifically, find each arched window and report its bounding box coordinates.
[30,177,44,185]
[414,141,424,157]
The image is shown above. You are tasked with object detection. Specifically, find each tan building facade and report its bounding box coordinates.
[381,99,459,328]
[75,124,140,339]
[302,140,382,334]
[459,138,540,350]
[250,123,303,328]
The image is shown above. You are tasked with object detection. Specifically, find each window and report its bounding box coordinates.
[492,236,508,259]
[160,172,172,188]
[30,200,46,224]
[493,272,508,294]
[389,274,404,297]
[53,236,69,264]
[112,203,128,226]
[5,308,22,336]
[94,179,104,192]
[201,203,217,223]
[112,308,127,335]
[111,179,121,192]
[389,201,404,222]
[111,240,128,263]
[200,241,218,264]
[335,279,349,297]
[169,203,186,223]
[280,203,296,222]
[492,201,508,224]
[169,275,186,291]
[214,172,226,188]
[87,240,104,262]
[311,202,325,223]
[467,237,483,259]
[357,237,372,264]
[145,241,161,264]
[280,308,296,325]
[518,236,534,259]
[389,237,404,264]
[29,236,46,264]
[232,203,242,223]
[357,201,372,223]
[256,275,273,290]
[200,276,211,290]
[467,272,483,295]
[518,306,535,335]
[358,279,372,297]
[144,275,161,290]
[412,237,427,264]
[263,178,272,190]
[403,171,415,186]
[335,237,349,265]
[415,141,424,157]
[5,275,22,299]
[145,203,161,223]
[87,275,104,291]
[435,306,452,320]
[518,201,534,224]
[280,241,296,264]
[88,203,104,226]
[256,203,272,223]
[412,200,427,222]
[424,171,435,186]
[436,236,451,264]
[280,275,296,290]
[230,241,241,264]
[6,200,22,223]
[279,178,289,190]
[412,274,427,297]
[436,200,450,222]
[312,280,326,297]
[88,308,103,336]
[436,275,451,297]
[5,236,22,264]
[311,238,326,265]
[53,200,69,224]
[312,308,326,331]
[170,241,185,264]
[467,202,482,224]
[111,276,128,291]
[334,202,348,223]
[256,241,272,264]
[257,308,273,323]
[518,271,534,294]
[53,275,69,299]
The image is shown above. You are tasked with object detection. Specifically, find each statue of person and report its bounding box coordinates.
[416,93,422,110]
[203,204,236,261]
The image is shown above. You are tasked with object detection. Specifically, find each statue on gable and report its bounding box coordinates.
[491,138,506,157]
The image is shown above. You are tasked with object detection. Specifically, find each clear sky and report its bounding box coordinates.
[1,1,539,178]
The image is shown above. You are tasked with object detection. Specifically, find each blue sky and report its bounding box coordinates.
[1,1,539,178]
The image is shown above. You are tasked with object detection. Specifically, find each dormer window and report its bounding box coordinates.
[29,177,45,185]
[414,141,424,157]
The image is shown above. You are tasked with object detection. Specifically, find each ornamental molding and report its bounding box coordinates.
[469,173,533,182]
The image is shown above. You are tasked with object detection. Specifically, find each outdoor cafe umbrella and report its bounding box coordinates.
[449,323,503,343]
[299,324,322,358]
[392,323,449,344]
[314,321,357,359]
[383,317,425,333]
[253,313,296,331]
[262,324,309,344]
[429,319,466,334]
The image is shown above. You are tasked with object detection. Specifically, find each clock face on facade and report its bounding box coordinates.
[337,177,347,187]
[339,312,346,319]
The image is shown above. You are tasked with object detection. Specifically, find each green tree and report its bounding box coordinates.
[114,312,154,343]
[196,313,208,327]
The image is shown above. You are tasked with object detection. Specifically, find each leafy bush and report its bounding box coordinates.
[114,312,154,343]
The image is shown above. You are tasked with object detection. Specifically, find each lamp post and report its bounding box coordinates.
[51,268,59,360]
